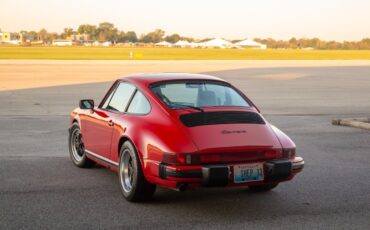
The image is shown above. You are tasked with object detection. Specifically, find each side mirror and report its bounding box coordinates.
[79,99,94,110]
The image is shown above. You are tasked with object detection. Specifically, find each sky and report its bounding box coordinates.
[0,0,369,41]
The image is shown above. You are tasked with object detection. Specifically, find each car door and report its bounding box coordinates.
[81,81,136,160]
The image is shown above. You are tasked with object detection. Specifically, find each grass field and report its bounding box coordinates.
[1,46,370,60]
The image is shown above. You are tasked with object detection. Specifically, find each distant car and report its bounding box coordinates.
[69,73,304,202]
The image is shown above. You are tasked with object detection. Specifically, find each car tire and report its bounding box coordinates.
[68,123,95,168]
[248,183,279,192]
[118,141,156,202]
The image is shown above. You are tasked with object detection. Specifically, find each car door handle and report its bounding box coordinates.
[108,120,114,126]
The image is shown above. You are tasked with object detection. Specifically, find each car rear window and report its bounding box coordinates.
[150,81,250,109]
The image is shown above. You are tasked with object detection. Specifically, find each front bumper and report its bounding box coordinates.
[159,157,304,187]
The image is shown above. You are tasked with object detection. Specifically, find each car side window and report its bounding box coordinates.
[101,84,117,109]
[127,90,151,114]
[104,82,136,112]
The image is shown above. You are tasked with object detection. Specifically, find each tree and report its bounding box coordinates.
[125,31,138,43]
[165,34,180,43]
[141,29,165,43]
[97,22,118,42]
[47,32,58,43]
[77,24,97,40]
[62,28,74,39]
[289,37,298,49]
[180,36,194,42]
[38,29,48,43]
[28,31,38,41]
[199,38,212,42]
[359,38,370,49]
[117,31,138,43]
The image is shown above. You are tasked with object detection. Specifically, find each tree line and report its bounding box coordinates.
[6,22,370,49]
[254,37,370,50]
[14,22,193,44]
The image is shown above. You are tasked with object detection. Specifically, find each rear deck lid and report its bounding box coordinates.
[179,111,281,153]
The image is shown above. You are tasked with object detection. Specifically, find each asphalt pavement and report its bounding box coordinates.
[0,63,369,229]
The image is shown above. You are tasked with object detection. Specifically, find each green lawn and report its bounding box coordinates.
[1,46,370,60]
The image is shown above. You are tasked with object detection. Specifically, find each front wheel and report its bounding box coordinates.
[118,141,156,202]
[248,183,279,192]
[68,123,95,168]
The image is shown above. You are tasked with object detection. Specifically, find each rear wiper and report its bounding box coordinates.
[170,103,204,112]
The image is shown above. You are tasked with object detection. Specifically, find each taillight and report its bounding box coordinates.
[282,148,296,159]
[162,153,186,164]
[264,149,282,159]
[200,154,221,164]
[162,153,200,165]
[162,149,295,165]
[186,154,200,164]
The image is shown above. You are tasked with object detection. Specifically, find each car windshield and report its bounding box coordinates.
[150,81,251,109]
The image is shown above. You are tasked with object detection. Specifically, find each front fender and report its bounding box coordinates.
[69,109,82,127]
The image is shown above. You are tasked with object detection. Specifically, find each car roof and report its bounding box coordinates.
[121,73,225,85]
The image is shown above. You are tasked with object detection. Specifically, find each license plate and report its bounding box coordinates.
[233,163,264,183]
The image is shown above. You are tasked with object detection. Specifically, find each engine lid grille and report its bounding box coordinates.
[179,111,265,127]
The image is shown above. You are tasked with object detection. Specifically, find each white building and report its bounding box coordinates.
[92,41,112,47]
[0,32,22,44]
[92,41,101,46]
[52,39,73,46]
[101,41,112,47]
[155,41,172,47]
[234,39,267,49]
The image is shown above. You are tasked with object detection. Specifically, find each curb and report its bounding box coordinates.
[332,117,370,131]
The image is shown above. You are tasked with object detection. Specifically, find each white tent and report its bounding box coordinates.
[190,42,204,48]
[234,39,266,49]
[202,38,233,48]
[155,41,172,47]
[174,40,192,48]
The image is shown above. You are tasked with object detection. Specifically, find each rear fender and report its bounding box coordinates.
[269,124,296,149]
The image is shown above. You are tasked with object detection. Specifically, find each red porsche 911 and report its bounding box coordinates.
[69,73,304,202]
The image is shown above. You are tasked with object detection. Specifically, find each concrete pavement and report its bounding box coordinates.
[0,61,369,229]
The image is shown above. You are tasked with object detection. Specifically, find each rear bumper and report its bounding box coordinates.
[158,157,304,187]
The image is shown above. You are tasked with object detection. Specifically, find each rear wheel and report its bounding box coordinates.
[68,123,95,168]
[248,183,279,192]
[118,141,156,202]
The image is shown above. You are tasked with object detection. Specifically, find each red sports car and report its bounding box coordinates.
[69,73,304,202]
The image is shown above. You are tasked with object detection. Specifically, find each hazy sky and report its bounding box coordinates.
[1,0,369,41]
